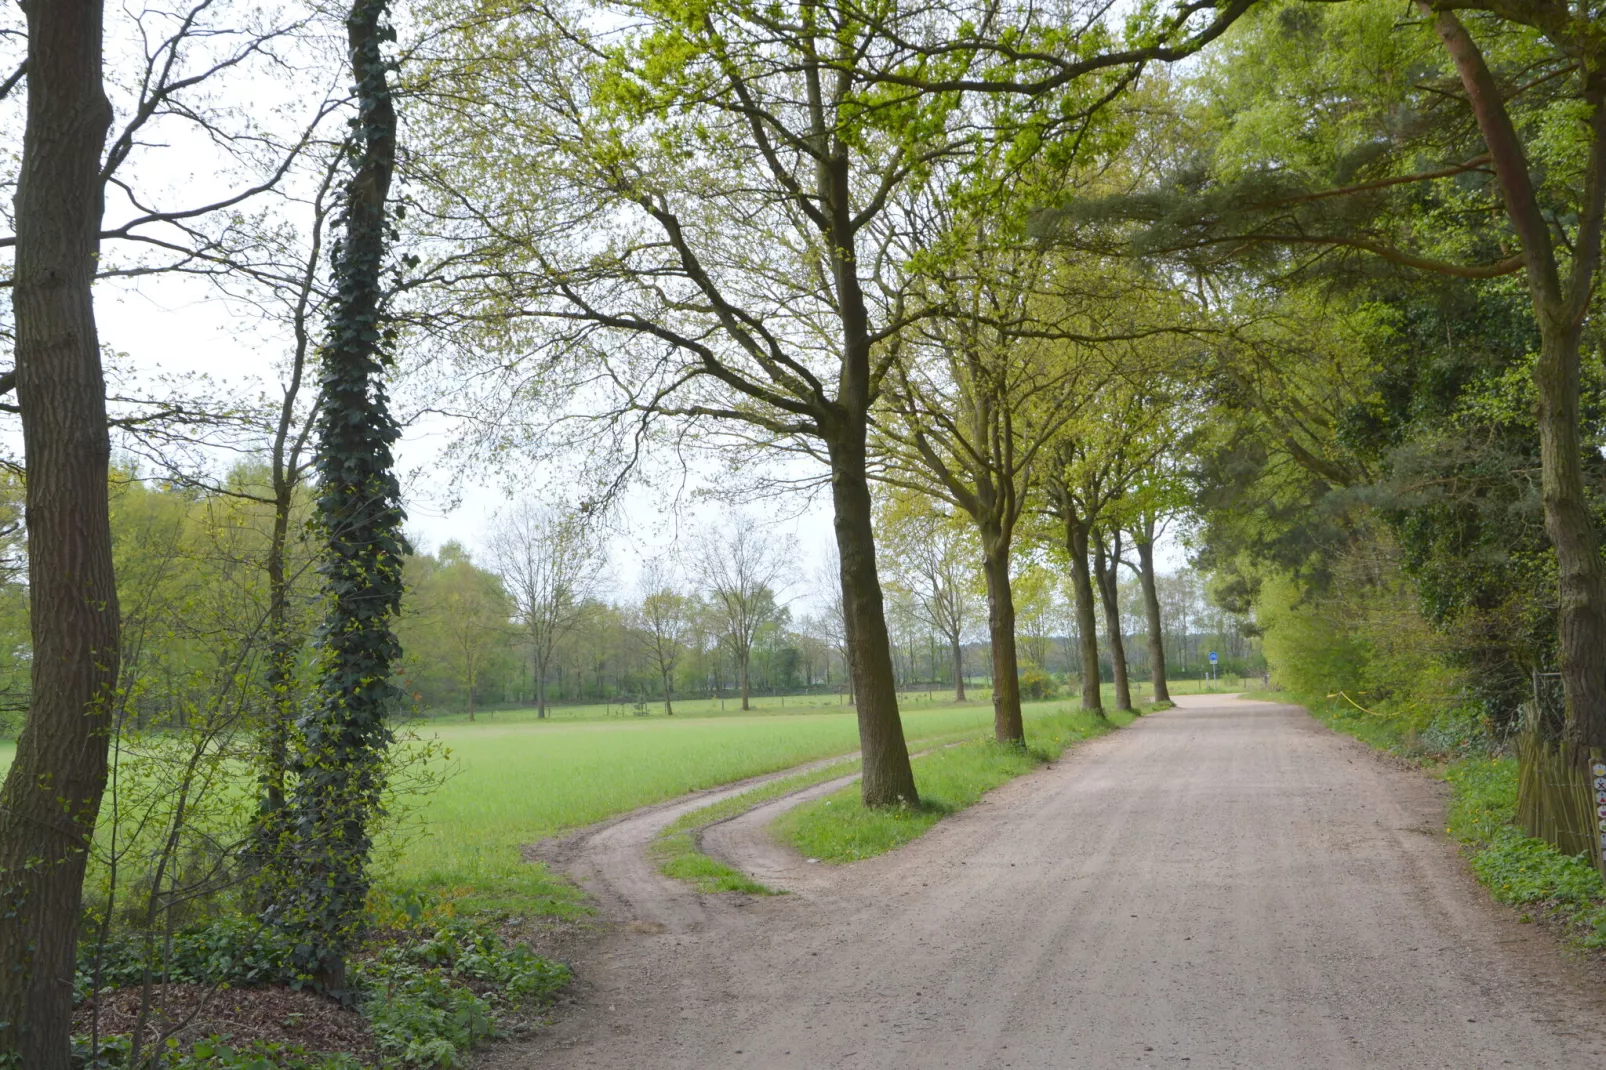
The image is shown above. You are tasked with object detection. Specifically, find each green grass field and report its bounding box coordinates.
[412,674,1256,725]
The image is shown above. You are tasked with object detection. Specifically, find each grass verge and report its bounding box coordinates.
[1300,693,1606,950]
[775,705,1139,864]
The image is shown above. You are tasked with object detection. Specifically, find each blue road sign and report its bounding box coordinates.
[1209,651,1218,664]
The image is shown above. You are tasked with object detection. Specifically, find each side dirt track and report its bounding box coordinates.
[497,695,1606,1069]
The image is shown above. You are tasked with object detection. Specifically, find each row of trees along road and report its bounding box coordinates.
[1112,0,1606,877]
[4,0,1603,1062]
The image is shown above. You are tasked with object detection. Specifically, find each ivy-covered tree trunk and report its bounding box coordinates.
[0,3,119,1065]
[270,0,404,999]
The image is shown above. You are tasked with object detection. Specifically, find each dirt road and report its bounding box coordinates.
[501,695,1606,1069]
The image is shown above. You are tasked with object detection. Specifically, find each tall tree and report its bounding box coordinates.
[637,559,691,715]
[487,501,604,718]
[1128,504,1174,704]
[270,0,405,999]
[1093,526,1133,711]
[878,497,981,702]
[1106,0,1606,862]
[0,3,119,1062]
[877,254,1103,742]
[697,520,791,711]
[416,0,1253,804]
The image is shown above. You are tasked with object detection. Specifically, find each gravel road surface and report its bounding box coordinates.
[498,695,1606,1069]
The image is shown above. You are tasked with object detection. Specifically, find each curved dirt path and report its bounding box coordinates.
[525,752,858,934]
[497,695,1606,1069]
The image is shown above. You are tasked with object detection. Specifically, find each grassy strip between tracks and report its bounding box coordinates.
[776,706,1141,864]
[1299,694,1606,950]
[650,757,864,894]
[648,723,990,894]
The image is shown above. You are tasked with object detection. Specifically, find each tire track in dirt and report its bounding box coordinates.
[524,752,861,934]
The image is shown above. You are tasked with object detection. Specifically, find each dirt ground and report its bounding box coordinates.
[484,695,1606,1069]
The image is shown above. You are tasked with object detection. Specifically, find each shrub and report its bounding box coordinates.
[1018,669,1058,701]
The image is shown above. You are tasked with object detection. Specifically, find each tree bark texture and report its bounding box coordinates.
[951,633,966,702]
[0,3,118,1064]
[1064,513,1104,714]
[981,532,1024,744]
[830,436,919,806]
[1094,533,1132,711]
[1135,526,1170,704]
[1426,5,1606,873]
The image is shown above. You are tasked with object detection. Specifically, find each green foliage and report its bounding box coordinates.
[76,918,295,1002]
[391,919,569,1002]
[1256,534,1464,731]
[394,544,516,716]
[1445,759,1606,949]
[71,1035,362,1070]
[358,920,570,1068]
[1017,669,1059,702]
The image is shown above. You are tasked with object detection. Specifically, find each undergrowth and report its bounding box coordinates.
[74,1037,363,1070]
[72,916,571,1070]
[1300,693,1606,951]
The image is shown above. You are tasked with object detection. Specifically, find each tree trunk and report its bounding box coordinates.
[1064,515,1104,715]
[272,0,403,1001]
[1094,533,1132,711]
[739,651,751,710]
[534,647,547,718]
[1135,524,1170,704]
[0,3,118,1063]
[981,534,1024,744]
[255,476,296,862]
[1425,6,1606,874]
[828,434,919,806]
[1535,310,1606,752]
[951,631,966,702]
[661,669,674,716]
